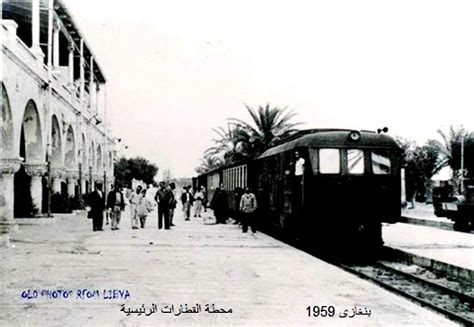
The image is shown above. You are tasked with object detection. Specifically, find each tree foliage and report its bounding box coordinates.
[196,103,301,173]
[114,157,158,188]
[428,126,473,173]
[398,138,441,202]
[195,155,223,174]
[229,103,301,156]
[398,125,473,202]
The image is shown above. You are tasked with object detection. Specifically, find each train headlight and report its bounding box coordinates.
[349,131,361,141]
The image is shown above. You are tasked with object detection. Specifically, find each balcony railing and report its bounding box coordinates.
[2,20,104,131]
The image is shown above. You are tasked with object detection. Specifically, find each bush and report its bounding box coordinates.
[51,194,86,213]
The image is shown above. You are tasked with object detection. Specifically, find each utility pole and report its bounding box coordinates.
[460,134,465,194]
[103,85,108,199]
[46,0,53,217]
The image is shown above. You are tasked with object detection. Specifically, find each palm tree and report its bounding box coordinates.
[428,125,474,195]
[195,155,223,174]
[229,103,301,157]
[429,126,471,173]
[196,104,301,173]
[204,123,256,164]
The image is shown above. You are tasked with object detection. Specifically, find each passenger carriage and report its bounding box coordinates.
[198,129,402,251]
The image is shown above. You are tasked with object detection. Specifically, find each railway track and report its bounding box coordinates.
[261,225,473,325]
[337,260,474,326]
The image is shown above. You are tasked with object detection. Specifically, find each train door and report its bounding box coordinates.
[282,151,293,215]
[291,148,306,214]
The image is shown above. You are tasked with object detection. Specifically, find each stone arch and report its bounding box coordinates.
[20,100,43,162]
[64,125,76,168]
[50,115,62,167]
[1,83,15,157]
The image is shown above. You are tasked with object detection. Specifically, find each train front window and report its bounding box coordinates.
[347,149,364,174]
[372,150,391,174]
[319,149,340,174]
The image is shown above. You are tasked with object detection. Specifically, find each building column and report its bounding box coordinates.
[53,177,62,194]
[51,168,63,194]
[67,179,76,197]
[24,163,47,214]
[88,165,94,190]
[83,170,91,194]
[89,56,94,109]
[0,159,21,247]
[80,179,86,195]
[95,84,100,114]
[79,39,85,102]
[68,43,74,85]
[31,175,43,212]
[66,170,79,198]
[53,23,60,67]
[31,0,44,58]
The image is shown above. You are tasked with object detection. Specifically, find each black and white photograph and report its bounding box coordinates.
[1,0,473,325]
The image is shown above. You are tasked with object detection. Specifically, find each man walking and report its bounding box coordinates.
[129,185,142,229]
[137,189,152,228]
[194,186,204,218]
[181,186,194,221]
[106,184,125,230]
[168,182,177,227]
[240,187,258,233]
[155,181,173,230]
[87,183,105,232]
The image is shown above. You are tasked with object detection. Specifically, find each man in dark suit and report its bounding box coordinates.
[88,183,105,231]
[180,185,194,221]
[211,184,229,224]
[155,181,173,230]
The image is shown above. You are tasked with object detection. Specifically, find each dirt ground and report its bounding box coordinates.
[0,206,455,326]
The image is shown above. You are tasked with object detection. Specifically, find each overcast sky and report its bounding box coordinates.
[64,0,474,178]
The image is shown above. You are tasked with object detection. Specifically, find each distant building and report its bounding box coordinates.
[1,0,115,245]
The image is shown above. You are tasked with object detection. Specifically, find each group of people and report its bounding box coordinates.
[86,181,259,235]
[208,185,259,233]
[86,182,209,232]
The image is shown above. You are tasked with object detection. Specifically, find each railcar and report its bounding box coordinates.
[196,162,251,218]
[198,129,402,251]
[254,129,401,251]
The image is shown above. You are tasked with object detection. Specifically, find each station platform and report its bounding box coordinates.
[401,203,457,230]
[383,221,474,271]
[1,207,456,326]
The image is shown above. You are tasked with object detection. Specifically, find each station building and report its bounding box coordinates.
[1,0,115,245]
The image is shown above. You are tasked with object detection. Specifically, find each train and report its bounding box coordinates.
[196,129,402,252]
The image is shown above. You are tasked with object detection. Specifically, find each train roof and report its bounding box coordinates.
[198,159,250,177]
[258,129,400,159]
